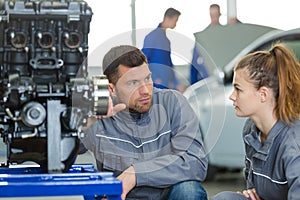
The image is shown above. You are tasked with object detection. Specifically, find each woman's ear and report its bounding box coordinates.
[258,86,269,103]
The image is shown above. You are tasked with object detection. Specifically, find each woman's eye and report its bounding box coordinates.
[235,87,241,92]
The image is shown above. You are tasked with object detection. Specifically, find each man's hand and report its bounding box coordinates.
[83,97,126,131]
[102,97,126,119]
[117,166,136,200]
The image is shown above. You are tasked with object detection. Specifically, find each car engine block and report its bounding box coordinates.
[0,0,109,173]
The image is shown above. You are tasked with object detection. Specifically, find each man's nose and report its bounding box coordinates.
[138,83,150,94]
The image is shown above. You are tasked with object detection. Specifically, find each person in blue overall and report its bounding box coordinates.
[212,43,300,200]
[142,8,184,92]
[189,4,222,85]
[81,45,208,200]
[189,44,209,85]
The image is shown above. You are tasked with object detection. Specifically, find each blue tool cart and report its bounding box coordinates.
[0,164,122,200]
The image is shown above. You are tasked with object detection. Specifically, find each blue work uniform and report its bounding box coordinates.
[189,44,209,85]
[142,24,179,90]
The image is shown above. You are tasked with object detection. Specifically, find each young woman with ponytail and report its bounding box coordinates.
[212,43,300,200]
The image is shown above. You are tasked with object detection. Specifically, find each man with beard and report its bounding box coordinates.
[80,45,208,200]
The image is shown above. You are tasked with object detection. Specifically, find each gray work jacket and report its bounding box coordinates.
[81,88,208,200]
[243,119,300,200]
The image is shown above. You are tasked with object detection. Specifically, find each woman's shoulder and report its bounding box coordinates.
[281,119,300,149]
[286,119,300,137]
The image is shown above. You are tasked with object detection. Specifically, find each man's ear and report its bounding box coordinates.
[108,83,115,96]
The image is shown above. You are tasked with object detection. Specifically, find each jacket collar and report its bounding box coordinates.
[244,120,287,160]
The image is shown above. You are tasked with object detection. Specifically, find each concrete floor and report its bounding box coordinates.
[203,170,246,198]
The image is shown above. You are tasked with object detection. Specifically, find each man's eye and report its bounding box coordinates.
[129,81,137,85]
[145,76,152,82]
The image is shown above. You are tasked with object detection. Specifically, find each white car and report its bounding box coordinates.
[184,24,300,180]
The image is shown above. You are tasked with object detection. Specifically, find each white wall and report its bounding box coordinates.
[85,0,300,66]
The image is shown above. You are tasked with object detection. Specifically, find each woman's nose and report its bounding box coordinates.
[229,90,236,101]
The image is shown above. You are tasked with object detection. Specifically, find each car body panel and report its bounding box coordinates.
[194,23,279,75]
[185,76,246,169]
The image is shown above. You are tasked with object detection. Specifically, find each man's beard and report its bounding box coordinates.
[129,97,152,114]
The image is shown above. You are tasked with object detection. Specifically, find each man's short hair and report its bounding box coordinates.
[102,45,148,84]
[164,7,181,19]
[210,4,220,10]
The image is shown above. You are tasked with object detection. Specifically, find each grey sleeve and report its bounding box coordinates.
[133,93,208,188]
[80,121,99,154]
